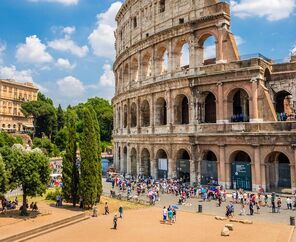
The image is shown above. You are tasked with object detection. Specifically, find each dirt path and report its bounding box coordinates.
[28,207,293,242]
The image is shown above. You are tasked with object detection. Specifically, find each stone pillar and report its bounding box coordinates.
[217,82,225,124]
[216,27,226,64]
[168,39,173,74]
[253,144,261,191]
[225,161,231,189]
[260,161,267,192]
[127,145,131,175]
[190,160,196,185]
[137,97,141,133]
[120,143,125,174]
[196,46,204,66]
[151,93,155,133]
[167,90,173,126]
[168,158,174,178]
[189,33,196,68]
[127,99,130,134]
[136,144,140,176]
[219,144,226,187]
[152,44,156,79]
[292,145,296,192]
[151,159,157,179]
[250,78,262,123]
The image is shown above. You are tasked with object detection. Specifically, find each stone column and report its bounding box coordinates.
[292,145,296,192]
[127,99,130,134]
[136,144,140,176]
[190,160,196,185]
[126,145,131,175]
[250,78,262,123]
[219,144,226,187]
[168,158,174,178]
[216,27,226,64]
[189,33,196,68]
[168,39,173,74]
[151,93,155,133]
[120,143,125,174]
[137,97,141,133]
[260,161,267,192]
[253,144,261,191]
[151,159,157,179]
[217,82,225,124]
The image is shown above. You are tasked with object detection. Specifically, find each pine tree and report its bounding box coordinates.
[57,104,65,131]
[62,109,79,206]
[79,108,99,208]
[88,106,102,202]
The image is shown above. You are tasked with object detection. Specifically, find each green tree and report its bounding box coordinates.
[57,104,65,131]
[33,137,59,157]
[0,147,50,215]
[88,106,102,202]
[0,157,8,197]
[21,93,57,139]
[54,128,68,152]
[0,132,23,147]
[62,109,79,206]
[79,108,99,208]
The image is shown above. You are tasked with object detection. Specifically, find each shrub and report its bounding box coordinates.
[46,188,62,201]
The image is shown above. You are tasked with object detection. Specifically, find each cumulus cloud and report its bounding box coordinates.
[0,65,47,92]
[56,58,76,70]
[230,0,296,21]
[48,36,89,57]
[16,35,53,64]
[291,44,296,56]
[88,2,122,59]
[100,64,115,87]
[28,0,79,6]
[63,26,76,35]
[57,76,85,97]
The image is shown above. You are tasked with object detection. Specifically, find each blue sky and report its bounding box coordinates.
[0,0,295,107]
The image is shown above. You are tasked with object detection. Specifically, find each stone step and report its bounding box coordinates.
[0,213,87,242]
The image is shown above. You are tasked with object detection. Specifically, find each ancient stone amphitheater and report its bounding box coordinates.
[112,0,296,192]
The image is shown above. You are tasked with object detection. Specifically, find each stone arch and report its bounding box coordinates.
[229,150,252,191]
[197,32,218,65]
[156,149,168,179]
[174,94,189,124]
[117,106,121,129]
[265,151,291,192]
[204,92,216,123]
[130,147,137,177]
[123,63,129,88]
[142,52,152,78]
[131,57,139,83]
[274,90,293,119]
[155,45,168,75]
[227,88,250,122]
[201,150,218,185]
[176,149,191,183]
[155,97,167,125]
[141,100,150,127]
[174,38,190,69]
[130,102,137,127]
[123,104,128,128]
[140,148,151,176]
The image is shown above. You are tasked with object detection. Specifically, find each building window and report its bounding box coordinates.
[2,124,5,128]
[159,0,165,13]
[3,86,7,92]
[133,17,137,29]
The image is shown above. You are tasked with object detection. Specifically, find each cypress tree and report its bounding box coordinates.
[79,108,99,208]
[62,109,79,206]
[57,104,65,131]
[88,106,102,202]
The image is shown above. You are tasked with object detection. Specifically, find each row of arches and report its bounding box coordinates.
[116,146,292,192]
[117,35,217,89]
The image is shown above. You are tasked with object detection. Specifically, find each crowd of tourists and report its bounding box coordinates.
[0,197,38,213]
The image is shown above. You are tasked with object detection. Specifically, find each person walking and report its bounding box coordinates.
[249,200,254,216]
[277,197,282,213]
[172,208,176,223]
[168,208,173,225]
[286,197,292,210]
[113,214,118,229]
[104,202,109,215]
[239,203,245,216]
[162,206,167,223]
[119,205,123,218]
[271,192,276,213]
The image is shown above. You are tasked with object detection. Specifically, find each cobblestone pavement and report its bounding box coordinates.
[103,181,296,225]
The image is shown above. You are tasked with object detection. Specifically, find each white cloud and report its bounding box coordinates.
[28,0,78,6]
[56,58,76,70]
[230,0,296,21]
[0,42,6,64]
[100,64,115,87]
[57,76,85,97]
[0,65,47,92]
[48,36,89,57]
[291,44,296,56]
[63,26,76,35]
[16,35,53,64]
[88,2,122,59]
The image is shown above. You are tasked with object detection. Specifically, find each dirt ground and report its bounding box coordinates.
[28,207,293,242]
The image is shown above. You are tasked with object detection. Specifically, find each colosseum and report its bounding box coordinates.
[112,0,296,192]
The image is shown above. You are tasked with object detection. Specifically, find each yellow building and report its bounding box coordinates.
[0,79,38,132]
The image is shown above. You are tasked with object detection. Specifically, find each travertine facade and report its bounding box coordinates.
[0,79,38,132]
[112,0,296,192]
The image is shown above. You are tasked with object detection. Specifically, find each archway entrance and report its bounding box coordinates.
[230,151,252,191]
[201,151,218,185]
[130,148,137,177]
[204,93,216,123]
[175,95,189,125]
[156,149,168,179]
[230,89,249,122]
[266,152,291,192]
[176,149,190,183]
[155,97,167,125]
[140,148,151,177]
[275,91,293,120]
